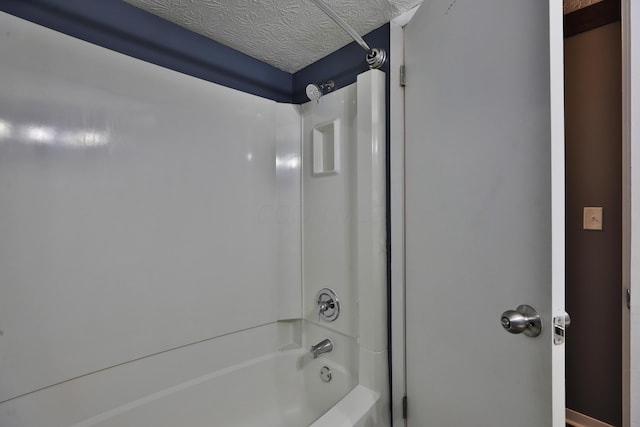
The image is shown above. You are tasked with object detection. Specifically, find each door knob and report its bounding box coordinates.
[500,304,542,337]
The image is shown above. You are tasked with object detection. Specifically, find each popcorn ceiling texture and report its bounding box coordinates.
[563,0,604,14]
[124,0,422,73]
[124,0,591,72]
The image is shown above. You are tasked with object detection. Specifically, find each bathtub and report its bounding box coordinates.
[68,348,379,427]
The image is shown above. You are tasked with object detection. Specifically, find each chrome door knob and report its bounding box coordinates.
[500,304,542,337]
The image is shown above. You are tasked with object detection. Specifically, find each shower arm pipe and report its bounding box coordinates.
[308,0,386,69]
[309,0,371,53]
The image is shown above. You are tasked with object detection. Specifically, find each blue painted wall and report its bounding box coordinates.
[0,0,389,104]
[0,0,390,105]
[292,24,390,104]
[0,0,293,102]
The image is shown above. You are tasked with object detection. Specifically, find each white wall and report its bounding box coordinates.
[0,12,300,426]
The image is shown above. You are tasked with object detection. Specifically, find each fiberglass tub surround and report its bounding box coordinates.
[302,69,389,425]
[0,11,387,427]
[69,348,354,427]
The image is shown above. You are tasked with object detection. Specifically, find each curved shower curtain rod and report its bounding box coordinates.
[309,0,387,69]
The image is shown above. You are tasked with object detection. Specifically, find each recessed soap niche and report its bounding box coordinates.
[312,119,340,176]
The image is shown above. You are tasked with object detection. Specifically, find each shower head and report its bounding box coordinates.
[305,80,334,102]
[306,84,322,102]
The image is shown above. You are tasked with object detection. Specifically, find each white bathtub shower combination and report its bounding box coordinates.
[70,350,354,427]
[0,12,387,427]
[46,321,379,427]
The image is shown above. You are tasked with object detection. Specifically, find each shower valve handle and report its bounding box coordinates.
[318,299,334,313]
[316,288,340,322]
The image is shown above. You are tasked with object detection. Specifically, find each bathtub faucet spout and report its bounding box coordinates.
[310,338,334,359]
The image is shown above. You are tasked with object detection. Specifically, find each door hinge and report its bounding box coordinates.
[402,395,408,419]
[400,65,406,87]
[626,288,631,310]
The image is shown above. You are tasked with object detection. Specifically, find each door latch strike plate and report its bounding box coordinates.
[553,312,570,345]
[553,317,565,345]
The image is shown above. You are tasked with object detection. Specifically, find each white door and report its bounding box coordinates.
[404,0,566,426]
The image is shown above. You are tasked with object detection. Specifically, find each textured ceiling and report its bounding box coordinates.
[563,0,604,14]
[123,0,590,73]
[123,0,423,73]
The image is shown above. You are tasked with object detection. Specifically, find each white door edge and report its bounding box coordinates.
[621,1,633,426]
[550,0,567,425]
[626,0,640,425]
